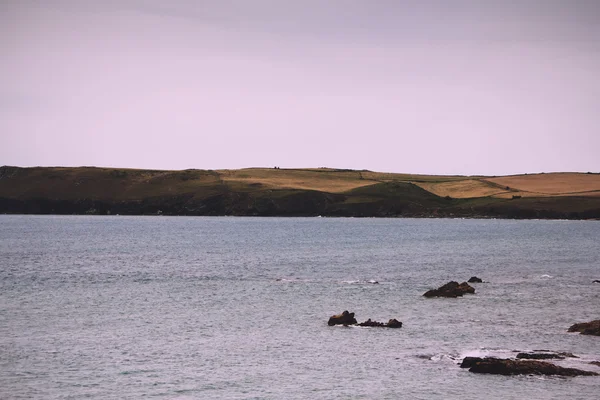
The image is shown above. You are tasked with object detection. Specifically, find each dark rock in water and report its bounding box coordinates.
[467,276,483,283]
[386,318,403,328]
[516,352,565,360]
[423,281,475,298]
[328,310,357,326]
[593,280,600,283]
[357,318,402,328]
[460,357,487,368]
[568,320,600,336]
[590,361,600,367]
[462,357,598,376]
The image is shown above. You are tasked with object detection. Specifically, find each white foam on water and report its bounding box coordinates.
[458,347,517,360]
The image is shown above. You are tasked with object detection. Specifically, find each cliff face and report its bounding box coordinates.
[1,166,599,219]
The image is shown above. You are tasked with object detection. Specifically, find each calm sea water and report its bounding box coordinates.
[1,215,599,399]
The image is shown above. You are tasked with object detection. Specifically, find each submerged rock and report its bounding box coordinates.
[460,357,598,376]
[516,352,565,360]
[568,320,600,336]
[590,361,600,367]
[467,276,483,283]
[559,352,579,358]
[328,310,357,326]
[593,280,600,283]
[423,281,475,298]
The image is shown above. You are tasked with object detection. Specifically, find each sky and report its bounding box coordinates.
[1,0,599,175]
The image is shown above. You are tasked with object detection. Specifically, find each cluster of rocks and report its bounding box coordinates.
[328,311,402,328]
[357,318,402,328]
[460,356,598,376]
[328,276,599,378]
[568,319,600,336]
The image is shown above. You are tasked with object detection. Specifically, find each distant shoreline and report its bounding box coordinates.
[2,214,599,222]
[1,166,599,220]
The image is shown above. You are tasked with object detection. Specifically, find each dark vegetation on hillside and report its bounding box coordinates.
[1,166,599,219]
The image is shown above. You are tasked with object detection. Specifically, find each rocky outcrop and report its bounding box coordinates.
[590,361,600,367]
[460,357,598,376]
[568,320,600,336]
[328,310,357,326]
[423,281,475,298]
[593,280,600,283]
[357,318,402,328]
[467,276,483,283]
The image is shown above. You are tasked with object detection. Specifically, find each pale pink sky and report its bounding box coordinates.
[1,0,599,175]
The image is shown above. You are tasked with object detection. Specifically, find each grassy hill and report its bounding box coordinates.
[1,166,599,219]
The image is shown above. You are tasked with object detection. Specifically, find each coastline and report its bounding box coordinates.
[1,166,599,220]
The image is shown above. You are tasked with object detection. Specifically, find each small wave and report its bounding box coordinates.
[415,353,459,362]
[540,274,553,278]
[341,279,381,285]
[275,278,295,282]
[431,354,458,362]
[415,354,433,360]
[332,324,359,328]
[119,369,154,375]
[133,278,153,283]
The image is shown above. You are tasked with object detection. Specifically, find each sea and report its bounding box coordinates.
[1,215,599,399]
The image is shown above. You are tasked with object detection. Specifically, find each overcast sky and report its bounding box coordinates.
[1,0,599,175]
